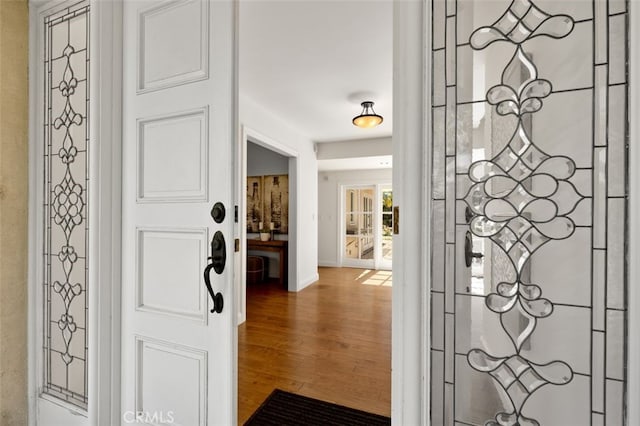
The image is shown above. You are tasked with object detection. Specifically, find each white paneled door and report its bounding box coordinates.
[121,0,236,425]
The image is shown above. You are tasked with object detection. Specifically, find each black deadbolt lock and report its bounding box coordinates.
[211,202,226,223]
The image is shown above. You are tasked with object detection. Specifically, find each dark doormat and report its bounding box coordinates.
[244,389,391,426]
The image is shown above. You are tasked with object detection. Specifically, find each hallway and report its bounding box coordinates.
[238,267,392,423]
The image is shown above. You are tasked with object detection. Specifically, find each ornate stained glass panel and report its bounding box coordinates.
[42,1,90,409]
[430,0,628,424]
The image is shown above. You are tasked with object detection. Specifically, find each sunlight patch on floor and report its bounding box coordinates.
[356,270,373,280]
[360,270,393,287]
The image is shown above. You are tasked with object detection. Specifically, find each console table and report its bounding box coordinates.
[247,239,288,289]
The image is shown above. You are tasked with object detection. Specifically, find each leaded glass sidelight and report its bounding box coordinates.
[430,0,628,424]
[42,1,90,409]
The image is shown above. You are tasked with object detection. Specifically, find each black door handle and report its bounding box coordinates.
[210,230,226,274]
[204,230,225,314]
[204,262,223,314]
[465,231,484,267]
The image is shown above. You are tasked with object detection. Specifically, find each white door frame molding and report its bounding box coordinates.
[88,1,123,423]
[27,0,123,424]
[627,1,639,423]
[392,0,428,424]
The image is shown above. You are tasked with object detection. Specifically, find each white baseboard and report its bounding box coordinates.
[237,311,246,326]
[318,260,338,267]
[297,273,319,291]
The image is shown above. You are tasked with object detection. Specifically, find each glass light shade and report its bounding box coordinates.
[352,101,383,128]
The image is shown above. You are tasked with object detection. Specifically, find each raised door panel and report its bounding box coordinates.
[138,0,209,93]
[136,228,208,322]
[135,337,207,426]
[137,108,208,202]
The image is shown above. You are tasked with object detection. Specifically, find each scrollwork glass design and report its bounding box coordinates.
[43,1,90,409]
[463,5,579,422]
[430,0,628,424]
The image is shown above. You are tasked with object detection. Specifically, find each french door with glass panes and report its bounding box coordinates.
[342,185,392,270]
[380,187,393,270]
[343,186,376,268]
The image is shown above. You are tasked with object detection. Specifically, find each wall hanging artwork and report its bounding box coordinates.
[247,175,289,233]
[247,176,263,232]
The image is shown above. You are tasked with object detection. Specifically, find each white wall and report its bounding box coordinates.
[318,168,392,266]
[247,142,288,176]
[240,94,319,290]
[316,136,392,159]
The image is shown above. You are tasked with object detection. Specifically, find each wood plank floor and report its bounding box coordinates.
[238,267,392,424]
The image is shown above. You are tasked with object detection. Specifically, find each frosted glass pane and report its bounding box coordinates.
[431,0,627,423]
[42,1,90,410]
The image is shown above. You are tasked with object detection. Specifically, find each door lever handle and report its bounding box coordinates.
[465,231,484,267]
[204,262,223,313]
[203,231,225,314]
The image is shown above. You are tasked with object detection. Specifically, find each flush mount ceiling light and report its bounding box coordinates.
[352,101,383,128]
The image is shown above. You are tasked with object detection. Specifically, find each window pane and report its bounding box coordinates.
[432,0,628,424]
[382,190,392,212]
[382,236,392,261]
[346,213,359,235]
[345,189,358,213]
[361,188,374,212]
[43,1,90,410]
[345,236,358,259]
[360,236,374,260]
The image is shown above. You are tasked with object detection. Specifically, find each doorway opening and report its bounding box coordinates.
[237,127,299,324]
[237,0,393,422]
[340,184,393,270]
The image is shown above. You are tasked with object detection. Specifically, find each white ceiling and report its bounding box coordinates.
[239,0,393,143]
